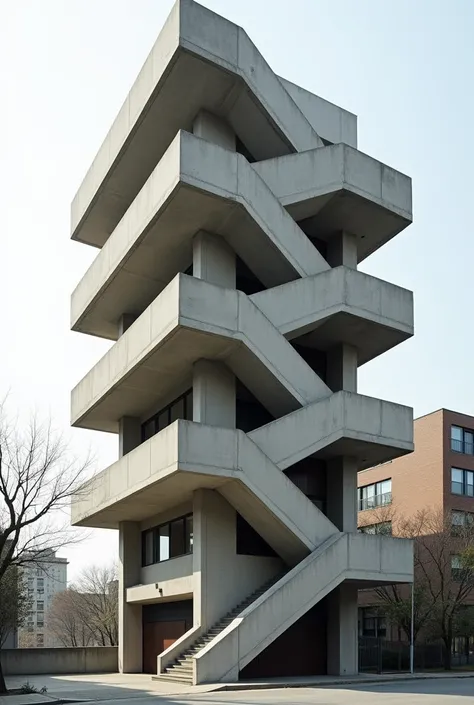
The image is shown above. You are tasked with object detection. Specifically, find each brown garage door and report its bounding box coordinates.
[142,620,187,674]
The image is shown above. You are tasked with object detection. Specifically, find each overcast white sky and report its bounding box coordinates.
[1,0,473,581]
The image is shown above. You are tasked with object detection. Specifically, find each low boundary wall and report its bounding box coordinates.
[1,646,118,675]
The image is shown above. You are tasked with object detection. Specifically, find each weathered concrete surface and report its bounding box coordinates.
[194,533,413,684]
[71,130,329,340]
[71,0,324,248]
[253,143,412,261]
[1,647,117,676]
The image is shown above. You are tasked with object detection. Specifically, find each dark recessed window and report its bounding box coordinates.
[141,390,193,442]
[142,514,193,567]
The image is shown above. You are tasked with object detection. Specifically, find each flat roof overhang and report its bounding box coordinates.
[253,143,412,261]
[251,266,413,366]
[71,0,323,249]
[71,130,328,341]
[249,390,414,472]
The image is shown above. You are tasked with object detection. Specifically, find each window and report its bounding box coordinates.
[358,479,392,511]
[452,555,463,581]
[37,621,44,628]
[36,634,44,647]
[451,426,474,455]
[37,602,44,610]
[359,608,386,638]
[359,521,392,536]
[37,578,44,588]
[451,511,474,536]
[451,468,474,497]
[141,514,193,566]
[141,390,193,442]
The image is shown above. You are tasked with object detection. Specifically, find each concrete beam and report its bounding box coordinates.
[71,0,324,248]
[71,274,331,433]
[253,143,412,261]
[251,266,414,366]
[71,420,338,565]
[249,391,414,470]
[71,130,329,340]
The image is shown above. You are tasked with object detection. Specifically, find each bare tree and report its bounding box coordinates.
[74,565,118,646]
[0,567,31,648]
[47,565,118,648]
[0,407,92,692]
[374,507,474,669]
[47,590,95,647]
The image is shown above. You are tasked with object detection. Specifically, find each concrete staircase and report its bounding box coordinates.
[154,574,282,684]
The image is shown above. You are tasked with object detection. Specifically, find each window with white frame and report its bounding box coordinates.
[358,479,392,511]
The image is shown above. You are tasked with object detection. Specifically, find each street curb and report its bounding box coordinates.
[212,672,474,692]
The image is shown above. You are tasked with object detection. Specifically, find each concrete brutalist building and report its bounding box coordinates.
[70,0,414,684]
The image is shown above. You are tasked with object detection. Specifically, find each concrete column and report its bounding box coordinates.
[118,313,137,337]
[192,110,236,151]
[327,583,359,675]
[193,231,236,289]
[326,344,357,392]
[193,359,235,428]
[326,231,358,269]
[119,416,141,458]
[326,456,358,532]
[118,521,142,673]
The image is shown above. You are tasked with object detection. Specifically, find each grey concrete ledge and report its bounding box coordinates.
[71,130,329,340]
[253,142,412,261]
[71,0,324,248]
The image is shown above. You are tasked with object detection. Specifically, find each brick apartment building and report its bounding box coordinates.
[357,408,474,640]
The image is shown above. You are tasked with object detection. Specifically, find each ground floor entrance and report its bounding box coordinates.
[142,599,193,674]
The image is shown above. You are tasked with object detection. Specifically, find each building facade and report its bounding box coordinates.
[70,0,414,684]
[358,408,474,640]
[18,551,68,648]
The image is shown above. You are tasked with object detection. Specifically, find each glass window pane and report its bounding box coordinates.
[159,525,170,561]
[465,432,474,455]
[452,511,465,526]
[143,420,155,441]
[380,479,392,494]
[170,518,185,558]
[157,411,169,432]
[467,471,474,497]
[185,391,193,420]
[185,515,193,553]
[144,531,154,565]
[451,426,464,452]
[170,398,185,423]
[452,555,461,569]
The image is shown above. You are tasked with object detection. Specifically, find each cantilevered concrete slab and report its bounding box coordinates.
[249,391,413,471]
[72,130,329,340]
[71,274,332,433]
[253,143,412,260]
[71,0,324,249]
[251,266,413,365]
[193,532,413,684]
[71,420,338,565]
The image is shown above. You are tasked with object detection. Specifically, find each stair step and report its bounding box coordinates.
[154,674,193,684]
[170,665,193,673]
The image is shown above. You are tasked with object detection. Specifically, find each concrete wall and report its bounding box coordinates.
[193,490,283,630]
[2,647,118,676]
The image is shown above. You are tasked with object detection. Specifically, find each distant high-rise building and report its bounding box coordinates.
[18,551,67,648]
